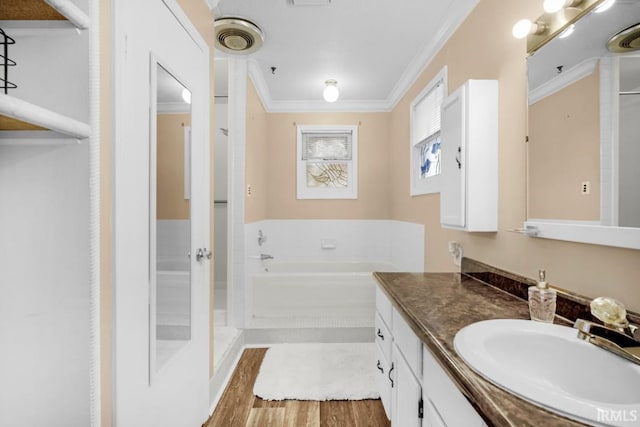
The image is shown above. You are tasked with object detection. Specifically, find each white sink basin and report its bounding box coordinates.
[454,319,640,426]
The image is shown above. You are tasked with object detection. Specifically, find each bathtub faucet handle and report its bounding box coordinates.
[260,253,274,261]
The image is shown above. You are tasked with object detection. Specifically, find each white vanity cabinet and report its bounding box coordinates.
[375,285,486,426]
[440,79,498,231]
[375,287,424,426]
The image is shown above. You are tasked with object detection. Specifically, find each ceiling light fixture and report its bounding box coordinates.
[323,79,339,103]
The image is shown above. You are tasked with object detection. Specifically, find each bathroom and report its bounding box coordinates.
[1,0,639,426]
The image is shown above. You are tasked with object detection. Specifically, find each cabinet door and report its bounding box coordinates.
[423,346,486,426]
[440,84,466,228]
[393,344,423,427]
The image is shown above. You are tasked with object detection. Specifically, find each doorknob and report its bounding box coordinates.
[195,248,212,262]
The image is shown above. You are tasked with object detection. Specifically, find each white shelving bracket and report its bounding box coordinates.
[43,0,90,30]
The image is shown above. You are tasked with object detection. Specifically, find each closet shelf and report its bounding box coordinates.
[0,0,90,30]
[43,0,90,29]
[0,93,91,139]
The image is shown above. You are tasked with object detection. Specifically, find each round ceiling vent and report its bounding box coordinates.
[607,23,640,53]
[214,17,264,55]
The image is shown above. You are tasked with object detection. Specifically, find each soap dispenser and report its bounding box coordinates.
[528,269,557,323]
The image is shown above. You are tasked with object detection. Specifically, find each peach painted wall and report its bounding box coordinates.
[528,69,600,220]
[246,79,268,223]
[243,0,640,310]
[157,113,191,220]
[262,112,390,220]
[388,0,640,311]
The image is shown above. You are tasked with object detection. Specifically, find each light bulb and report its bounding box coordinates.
[323,80,339,103]
[181,88,191,104]
[544,0,567,13]
[512,19,533,39]
[594,0,615,13]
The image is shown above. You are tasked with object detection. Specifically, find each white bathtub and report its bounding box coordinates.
[157,257,190,339]
[251,261,396,328]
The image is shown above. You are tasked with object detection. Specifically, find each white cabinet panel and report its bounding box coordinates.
[392,308,422,378]
[424,397,447,427]
[440,79,498,232]
[422,346,486,427]
[393,344,423,427]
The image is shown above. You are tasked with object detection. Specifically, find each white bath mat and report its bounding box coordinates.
[253,342,379,401]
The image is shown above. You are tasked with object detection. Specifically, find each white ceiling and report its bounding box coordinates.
[213,0,479,111]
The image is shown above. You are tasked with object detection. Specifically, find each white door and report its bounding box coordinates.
[113,0,210,425]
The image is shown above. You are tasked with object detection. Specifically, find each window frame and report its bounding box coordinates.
[296,124,359,200]
[410,66,448,196]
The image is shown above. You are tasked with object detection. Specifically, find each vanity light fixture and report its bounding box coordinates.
[512,19,547,39]
[515,0,608,54]
[323,79,339,103]
[543,0,583,14]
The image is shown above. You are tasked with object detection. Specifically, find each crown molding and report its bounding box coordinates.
[386,0,479,108]
[246,0,479,113]
[528,57,598,105]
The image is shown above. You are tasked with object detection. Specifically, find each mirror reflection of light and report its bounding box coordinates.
[558,24,575,39]
[181,88,191,104]
[594,0,615,13]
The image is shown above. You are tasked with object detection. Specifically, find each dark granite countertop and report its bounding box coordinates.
[373,271,589,427]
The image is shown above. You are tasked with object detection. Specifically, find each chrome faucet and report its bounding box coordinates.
[259,253,274,261]
[573,297,640,365]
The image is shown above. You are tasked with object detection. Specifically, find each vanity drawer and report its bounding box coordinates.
[392,308,422,378]
[376,285,393,328]
[375,312,392,362]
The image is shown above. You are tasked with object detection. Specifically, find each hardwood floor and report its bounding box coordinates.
[206,348,390,427]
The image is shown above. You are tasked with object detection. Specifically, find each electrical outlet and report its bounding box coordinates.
[581,181,590,195]
[247,184,252,197]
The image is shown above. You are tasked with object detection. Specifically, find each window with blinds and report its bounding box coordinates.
[296,125,358,199]
[410,66,447,196]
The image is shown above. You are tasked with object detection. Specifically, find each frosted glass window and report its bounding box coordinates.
[297,125,358,199]
[410,66,447,195]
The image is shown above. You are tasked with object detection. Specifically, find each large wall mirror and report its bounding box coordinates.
[150,61,193,378]
[525,0,640,249]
